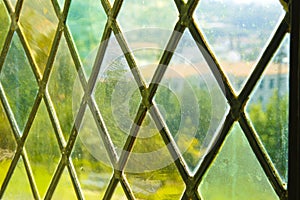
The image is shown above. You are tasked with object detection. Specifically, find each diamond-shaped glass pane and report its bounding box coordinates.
[0,101,16,187]
[67,0,106,78]
[0,34,38,132]
[3,158,34,199]
[72,107,113,199]
[19,0,58,75]
[0,0,10,53]
[246,35,289,183]
[126,162,185,199]
[195,0,284,92]
[48,35,83,140]
[52,168,77,199]
[25,100,61,198]
[94,35,141,156]
[155,31,228,173]
[124,113,173,173]
[199,123,279,200]
[118,0,177,31]
[111,183,127,200]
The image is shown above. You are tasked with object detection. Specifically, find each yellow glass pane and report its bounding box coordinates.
[0,101,16,187]
[0,0,10,53]
[111,183,127,200]
[3,158,34,199]
[52,169,77,200]
[19,0,58,75]
[126,163,185,200]
[25,100,61,198]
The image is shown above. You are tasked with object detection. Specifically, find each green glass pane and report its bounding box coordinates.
[111,183,127,200]
[72,107,113,199]
[19,0,58,75]
[199,123,279,200]
[195,0,284,92]
[52,169,77,200]
[126,163,185,199]
[67,0,106,78]
[247,35,289,183]
[0,0,10,53]
[25,100,61,198]
[48,35,83,140]
[0,101,17,187]
[3,158,34,200]
[93,39,141,156]
[155,30,228,174]
[0,34,38,132]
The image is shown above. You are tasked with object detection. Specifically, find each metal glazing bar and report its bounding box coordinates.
[44,91,67,149]
[102,176,120,200]
[46,0,117,196]
[239,113,287,199]
[0,28,13,73]
[64,28,88,90]
[149,104,190,181]
[0,94,42,198]
[288,0,300,199]
[194,112,235,185]
[148,22,186,99]
[189,21,236,104]
[120,177,136,200]
[88,97,119,165]
[66,158,85,200]
[21,151,40,200]
[239,15,289,103]
[111,22,147,90]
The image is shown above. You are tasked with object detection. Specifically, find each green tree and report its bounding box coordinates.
[248,90,288,178]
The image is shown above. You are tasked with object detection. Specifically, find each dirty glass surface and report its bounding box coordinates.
[0,0,289,199]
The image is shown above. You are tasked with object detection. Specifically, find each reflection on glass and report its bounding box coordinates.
[93,42,141,156]
[0,102,16,187]
[52,169,78,200]
[195,0,284,92]
[155,30,228,173]
[126,163,185,200]
[25,100,61,198]
[67,0,106,78]
[0,0,10,53]
[3,158,34,199]
[0,34,38,132]
[48,36,83,141]
[72,107,113,199]
[247,36,289,183]
[199,124,279,200]
[19,0,58,75]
